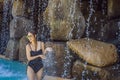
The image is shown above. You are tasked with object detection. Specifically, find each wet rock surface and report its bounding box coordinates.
[72,60,120,80]
[67,38,118,67]
[44,0,85,40]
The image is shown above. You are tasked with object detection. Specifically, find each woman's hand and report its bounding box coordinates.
[39,55,46,59]
[46,47,53,52]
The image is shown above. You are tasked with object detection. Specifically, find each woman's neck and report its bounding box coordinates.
[31,40,37,50]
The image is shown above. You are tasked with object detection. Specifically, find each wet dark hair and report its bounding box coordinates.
[26,28,37,35]
[28,29,37,35]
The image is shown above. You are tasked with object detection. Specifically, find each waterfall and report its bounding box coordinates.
[0,0,12,54]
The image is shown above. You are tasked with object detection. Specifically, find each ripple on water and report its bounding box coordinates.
[0,58,27,80]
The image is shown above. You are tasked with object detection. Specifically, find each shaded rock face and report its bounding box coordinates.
[5,39,19,60]
[72,60,109,80]
[44,0,85,40]
[104,19,120,42]
[108,0,120,18]
[10,17,33,39]
[67,38,118,67]
[19,36,28,62]
[0,0,3,31]
[5,17,34,59]
[79,0,108,41]
[72,60,120,80]
[12,0,25,17]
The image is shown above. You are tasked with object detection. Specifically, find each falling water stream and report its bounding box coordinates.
[0,0,12,54]
[0,0,120,80]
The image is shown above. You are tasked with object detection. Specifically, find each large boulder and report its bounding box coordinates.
[67,38,118,67]
[43,0,85,40]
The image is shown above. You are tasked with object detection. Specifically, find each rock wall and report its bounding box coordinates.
[0,0,120,79]
[108,0,120,18]
[44,0,85,40]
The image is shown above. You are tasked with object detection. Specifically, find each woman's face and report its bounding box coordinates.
[27,32,36,42]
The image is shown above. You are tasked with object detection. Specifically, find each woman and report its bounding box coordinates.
[26,30,46,80]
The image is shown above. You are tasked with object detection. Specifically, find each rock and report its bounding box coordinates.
[19,36,28,62]
[43,0,85,40]
[0,0,3,12]
[5,39,19,60]
[67,38,118,67]
[72,60,120,80]
[0,0,3,28]
[0,0,4,2]
[108,0,120,18]
[43,75,72,80]
[10,17,34,38]
[103,19,120,42]
[5,17,34,60]
[12,0,25,17]
[72,60,110,80]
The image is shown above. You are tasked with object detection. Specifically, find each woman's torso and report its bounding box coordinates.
[29,41,43,60]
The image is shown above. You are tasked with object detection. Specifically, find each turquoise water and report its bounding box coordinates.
[0,58,27,80]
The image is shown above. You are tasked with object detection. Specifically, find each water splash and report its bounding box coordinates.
[62,45,73,78]
[0,58,27,80]
[43,51,57,76]
[82,0,94,79]
[117,22,120,54]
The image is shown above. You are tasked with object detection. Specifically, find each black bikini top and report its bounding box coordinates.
[30,49,43,56]
[29,43,43,56]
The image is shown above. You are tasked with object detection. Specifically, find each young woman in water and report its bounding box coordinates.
[26,30,46,80]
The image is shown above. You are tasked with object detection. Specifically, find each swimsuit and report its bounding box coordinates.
[28,49,43,73]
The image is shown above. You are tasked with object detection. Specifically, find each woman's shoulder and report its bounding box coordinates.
[37,41,44,44]
[26,43,30,48]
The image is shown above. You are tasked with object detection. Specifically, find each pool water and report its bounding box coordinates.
[0,58,27,80]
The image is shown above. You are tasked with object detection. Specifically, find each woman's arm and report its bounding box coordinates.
[41,42,46,54]
[26,44,41,61]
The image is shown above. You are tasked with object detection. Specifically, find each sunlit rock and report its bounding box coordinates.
[72,60,111,80]
[67,38,118,67]
[43,0,85,40]
[19,36,28,62]
[108,0,120,18]
[12,0,25,17]
[0,0,4,2]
